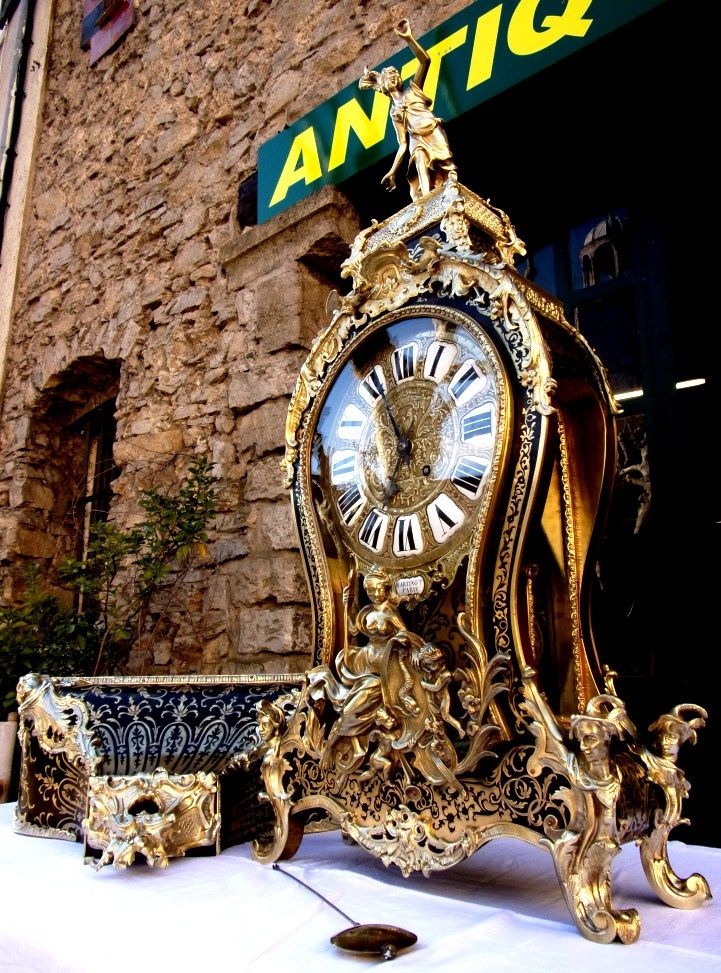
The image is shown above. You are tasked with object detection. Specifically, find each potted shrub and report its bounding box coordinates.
[0,456,219,802]
[0,570,97,801]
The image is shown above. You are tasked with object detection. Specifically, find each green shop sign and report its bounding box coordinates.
[258,0,666,223]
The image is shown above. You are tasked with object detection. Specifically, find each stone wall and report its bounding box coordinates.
[0,0,468,675]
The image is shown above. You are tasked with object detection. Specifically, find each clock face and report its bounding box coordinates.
[312,312,506,574]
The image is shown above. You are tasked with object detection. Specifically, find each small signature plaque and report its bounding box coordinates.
[396,576,424,597]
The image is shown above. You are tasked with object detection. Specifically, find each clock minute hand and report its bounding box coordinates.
[379,387,414,461]
[378,386,405,444]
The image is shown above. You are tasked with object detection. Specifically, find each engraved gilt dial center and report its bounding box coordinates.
[321,312,503,569]
[362,382,454,511]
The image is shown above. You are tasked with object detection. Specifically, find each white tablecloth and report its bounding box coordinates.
[1,802,719,972]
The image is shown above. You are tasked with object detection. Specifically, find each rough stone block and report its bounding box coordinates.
[0,515,18,562]
[264,68,301,118]
[202,632,230,665]
[245,454,287,502]
[203,573,232,614]
[234,398,289,458]
[254,264,329,353]
[165,203,208,249]
[228,351,304,414]
[8,479,55,510]
[215,413,235,437]
[152,641,172,666]
[33,188,66,222]
[231,551,306,605]
[238,605,310,655]
[170,286,207,314]
[12,417,31,450]
[114,427,185,464]
[13,529,56,559]
[211,438,235,475]
[246,502,297,552]
[152,117,199,167]
[211,536,249,564]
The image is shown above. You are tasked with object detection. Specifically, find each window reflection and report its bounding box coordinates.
[573,287,641,395]
[519,208,638,397]
[574,212,628,290]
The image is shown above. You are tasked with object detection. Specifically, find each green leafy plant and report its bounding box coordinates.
[0,456,219,717]
[0,565,98,717]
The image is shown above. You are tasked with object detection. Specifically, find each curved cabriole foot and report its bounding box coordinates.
[553,837,641,944]
[639,827,712,909]
[570,901,640,946]
[637,705,711,910]
[252,797,304,864]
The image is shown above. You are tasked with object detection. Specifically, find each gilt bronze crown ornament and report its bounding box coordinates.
[251,20,710,945]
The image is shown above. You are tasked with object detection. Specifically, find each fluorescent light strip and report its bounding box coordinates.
[675,378,706,389]
[615,378,706,402]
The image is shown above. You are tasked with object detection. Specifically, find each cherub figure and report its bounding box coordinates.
[440,197,473,251]
[412,641,464,737]
[360,19,457,201]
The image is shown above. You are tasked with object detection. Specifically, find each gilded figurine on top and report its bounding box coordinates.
[360,19,457,200]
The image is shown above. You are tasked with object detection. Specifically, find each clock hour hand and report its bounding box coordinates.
[383,451,404,502]
[379,387,404,442]
[382,433,416,501]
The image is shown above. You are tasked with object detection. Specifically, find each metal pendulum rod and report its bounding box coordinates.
[271,863,418,961]
[272,863,357,927]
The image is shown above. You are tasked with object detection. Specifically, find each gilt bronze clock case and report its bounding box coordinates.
[299,301,514,672]
[255,182,710,944]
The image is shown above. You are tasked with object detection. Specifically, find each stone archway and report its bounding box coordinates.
[1,354,121,601]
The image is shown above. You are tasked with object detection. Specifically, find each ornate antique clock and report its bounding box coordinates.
[251,31,710,942]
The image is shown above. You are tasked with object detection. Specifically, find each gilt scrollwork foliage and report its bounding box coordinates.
[256,695,574,872]
[14,730,89,839]
[83,769,220,870]
[491,408,539,662]
[342,804,485,877]
[17,673,100,773]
